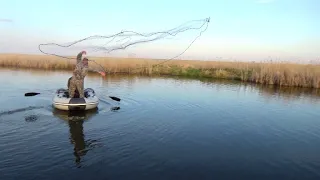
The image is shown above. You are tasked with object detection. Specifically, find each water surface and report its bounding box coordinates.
[0,68,320,180]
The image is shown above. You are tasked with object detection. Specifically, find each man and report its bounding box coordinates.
[67,50,86,88]
[68,55,105,98]
[67,51,86,98]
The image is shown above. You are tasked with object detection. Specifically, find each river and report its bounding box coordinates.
[0,68,320,180]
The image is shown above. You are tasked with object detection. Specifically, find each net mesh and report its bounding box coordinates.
[38,17,211,73]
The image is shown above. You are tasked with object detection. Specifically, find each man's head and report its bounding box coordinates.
[82,57,89,66]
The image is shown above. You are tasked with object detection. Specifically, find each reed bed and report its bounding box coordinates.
[1,53,320,88]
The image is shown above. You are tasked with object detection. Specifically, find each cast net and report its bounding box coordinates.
[38,17,210,73]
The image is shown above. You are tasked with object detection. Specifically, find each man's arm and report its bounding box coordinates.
[81,67,89,78]
[79,64,105,77]
[87,67,106,76]
[87,67,101,73]
[76,52,83,64]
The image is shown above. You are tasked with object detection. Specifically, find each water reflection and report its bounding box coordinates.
[255,84,320,97]
[254,84,320,104]
[52,108,102,168]
[180,76,320,103]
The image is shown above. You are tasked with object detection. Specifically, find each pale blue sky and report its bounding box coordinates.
[1,0,320,62]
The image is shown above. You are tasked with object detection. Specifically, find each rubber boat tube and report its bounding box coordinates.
[52,88,99,111]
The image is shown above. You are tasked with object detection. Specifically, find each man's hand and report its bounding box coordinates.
[99,72,106,76]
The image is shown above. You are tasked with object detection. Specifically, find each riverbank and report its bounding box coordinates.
[1,53,319,88]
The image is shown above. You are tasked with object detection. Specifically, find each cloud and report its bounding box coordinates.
[0,18,13,23]
[255,0,275,3]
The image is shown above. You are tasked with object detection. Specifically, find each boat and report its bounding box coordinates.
[52,88,99,111]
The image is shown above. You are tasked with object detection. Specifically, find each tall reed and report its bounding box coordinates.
[1,53,319,88]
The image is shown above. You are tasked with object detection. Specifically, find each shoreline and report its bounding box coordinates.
[1,53,319,89]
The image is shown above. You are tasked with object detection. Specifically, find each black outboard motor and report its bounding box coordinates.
[84,88,95,98]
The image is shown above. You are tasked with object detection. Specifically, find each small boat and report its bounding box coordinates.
[52,88,99,111]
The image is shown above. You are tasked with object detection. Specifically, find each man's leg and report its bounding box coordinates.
[69,79,76,98]
[76,80,85,98]
[74,89,80,98]
[67,77,72,89]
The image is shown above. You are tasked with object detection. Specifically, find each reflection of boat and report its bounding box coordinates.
[52,88,99,111]
[52,107,99,121]
[52,108,101,168]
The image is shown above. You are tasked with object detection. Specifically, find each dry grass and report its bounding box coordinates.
[1,53,320,88]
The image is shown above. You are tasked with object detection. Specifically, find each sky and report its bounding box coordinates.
[1,0,320,62]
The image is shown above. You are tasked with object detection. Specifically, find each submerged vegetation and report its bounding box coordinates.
[1,53,320,88]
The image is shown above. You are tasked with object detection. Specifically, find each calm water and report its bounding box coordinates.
[0,68,320,180]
